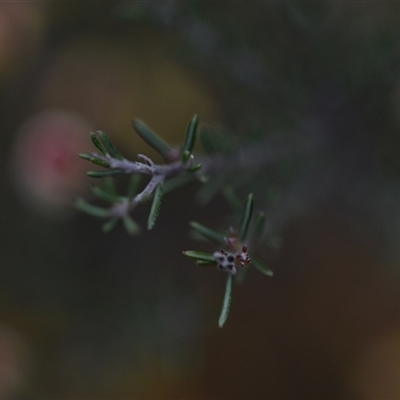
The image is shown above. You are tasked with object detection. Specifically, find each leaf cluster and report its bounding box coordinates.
[76,115,274,328]
[183,193,273,327]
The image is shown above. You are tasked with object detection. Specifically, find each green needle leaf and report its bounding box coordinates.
[147,184,164,230]
[91,185,120,203]
[181,150,191,163]
[251,258,273,277]
[196,260,218,266]
[219,274,234,328]
[182,250,216,264]
[86,168,125,178]
[78,153,110,168]
[102,218,119,233]
[75,198,110,218]
[182,114,199,161]
[98,131,124,160]
[238,193,254,241]
[90,132,106,155]
[132,119,172,158]
[190,221,226,244]
[128,174,142,200]
[123,216,140,235]
[103,177,118,196]
[127,174,142,200]
[188,163,202,172]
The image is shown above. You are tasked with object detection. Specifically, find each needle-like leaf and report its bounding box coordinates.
[188,163,202,172]
[78,153,110,168]
[123,215,140,235]
[182,114,199,161]
[74,198,110,218]
[98,131,124,160]
[147,184,164,230]
[86,168,125,178]
[90,132,106,155]
[218,274,234,328]
[102,218,119,233]
[190,221,226,244]
[196,260,218,266]
[127,174,142,200]
[251,258,273,277]
[91,185,120,203]
[132,119,172,158]
[238,193,254,241]
[182,250,216,264]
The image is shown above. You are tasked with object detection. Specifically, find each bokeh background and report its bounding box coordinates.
[2,3,400,399]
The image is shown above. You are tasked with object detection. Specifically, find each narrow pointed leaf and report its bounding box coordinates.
[182,251,216,263]
[78,152,94,162]
[251,258,273,277]
[103,177,118,196]
[218,274,234,328]
[196,260,218,266]
[75,198,110,218]
[190,221,226,244]
[86,168,125,178]
[188,163,202,172]
[222,185,243,215]
[181,114,199,161]
[90,158,110,168]
[78,153,110,168]
[123,216,140,235]
[127,174,142,200]
[238,193,254,241]
[98,131,124,160]
[90,132,106,155]
[91,185,120,203]
[102,218,119,233]
[182,150,191,163]
[132,119,172,158]
[147,184,164,230]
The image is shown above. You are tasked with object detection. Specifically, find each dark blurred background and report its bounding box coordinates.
[2,3,400,399]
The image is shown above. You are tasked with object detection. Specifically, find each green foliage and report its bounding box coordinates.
[182,114,199,162]
[132,119,172,160]
[238,193,254,241]
[189,221,226,243]
[86,169,125,178]
[147,184,164,230]
[76,115,202,234]
[77,115,274,327]
[97,131,124,160]
[183,191,272,327]
[219,274,234,328]
[182,251,218,265]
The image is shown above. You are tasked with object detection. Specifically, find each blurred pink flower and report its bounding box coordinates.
[11,110,94,215]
